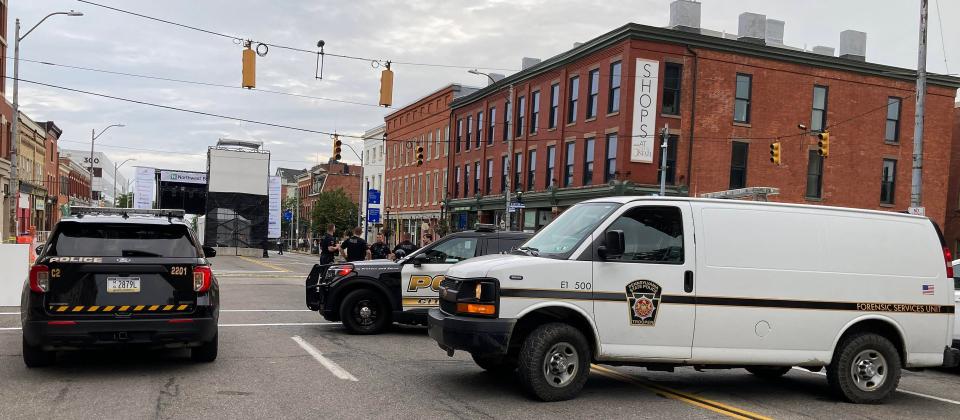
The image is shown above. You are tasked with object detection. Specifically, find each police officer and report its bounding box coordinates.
[341,227,370,262]
[392,232,417,260]
[370,233,390,260]
[319,224,339,265]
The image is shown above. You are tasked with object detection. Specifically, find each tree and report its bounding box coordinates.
[117,192,133,208]
[310,189,358,237]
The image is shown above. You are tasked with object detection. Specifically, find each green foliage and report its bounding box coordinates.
[310,189,358,236]
[117,193,133,208]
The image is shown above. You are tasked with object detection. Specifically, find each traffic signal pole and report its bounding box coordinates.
[910,0,928,209]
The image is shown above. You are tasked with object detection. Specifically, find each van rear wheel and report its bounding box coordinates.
[746,366,791,379]
[827,332,901,404]
[517,323,591,402]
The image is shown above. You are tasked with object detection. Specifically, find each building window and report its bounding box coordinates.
[464,164,470,196]
[885,97,901,143]
[604,67,621,120]
[455,119,462,153]
[474,161,480,195]
[583,137,595,185]
[567,76,579,124]
[530,91,540,133]
[454,167,461,197]
[658,135,678,185]
[586,69,600,119]
[426,133,432,160]
[501,155,508,193]
[488,107,496,144]
[811,85,829,132]
[662,63,682,116]
[527,149,537,191]
[564,142,575,187]
[806,150,823,199]
[549,83,560,128]
[734,73,752,123]
[605,133,617,183]
[546,145,556,188]
[516,96,526,138]
[503,101,512,141]
[881,159,896,204]
[476,111,483,148]
[465,116,473,151]
[729,142,748,189]
[486,159,493,194]
[514,153,523,191]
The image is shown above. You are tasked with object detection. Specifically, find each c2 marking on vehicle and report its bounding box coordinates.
[50,268,61,278]
[47,257,103,263]
[171,266,188,276]
[407,275,445,292]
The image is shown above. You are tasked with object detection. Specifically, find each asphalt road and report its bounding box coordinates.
[3,252,960,419]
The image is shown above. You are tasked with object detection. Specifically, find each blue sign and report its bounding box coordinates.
[367,189,381,204]
[282,209,293,221]
[367,208,381,223]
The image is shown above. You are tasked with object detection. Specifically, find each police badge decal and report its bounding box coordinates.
[625,280,662,326]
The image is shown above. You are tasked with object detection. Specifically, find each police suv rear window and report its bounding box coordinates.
[49,223,199,258]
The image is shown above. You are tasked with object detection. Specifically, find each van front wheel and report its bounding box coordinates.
[517,323,591,402]
[827,333,901,404]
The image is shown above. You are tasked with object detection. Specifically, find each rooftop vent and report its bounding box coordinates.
[738,12,766,44]
[765,19,784,45]
[521,57,541,70]
[839,30,867,61]
[487,73,505,85]
[812,46,835,56]
[669,0,701,32]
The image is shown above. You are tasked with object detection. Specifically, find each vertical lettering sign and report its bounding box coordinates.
[268,176,282,239]
[133,167,155,209]
[631,58,659,163]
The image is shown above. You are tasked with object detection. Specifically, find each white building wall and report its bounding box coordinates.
[60,150,127,207]
[361,124,386,241]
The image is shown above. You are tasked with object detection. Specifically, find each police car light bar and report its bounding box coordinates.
[70,207,186,219]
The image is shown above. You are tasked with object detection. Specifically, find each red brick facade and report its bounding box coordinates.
[945,106,960,255]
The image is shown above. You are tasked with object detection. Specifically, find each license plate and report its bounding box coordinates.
[107,277,141,293]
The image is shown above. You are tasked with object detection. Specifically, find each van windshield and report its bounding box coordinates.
[518,202,620,259]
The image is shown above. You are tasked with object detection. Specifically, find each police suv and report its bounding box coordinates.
[429,197,959,403]
[305,226,531,334]
[21,208,219,367]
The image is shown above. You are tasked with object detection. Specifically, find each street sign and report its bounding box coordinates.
[907,207,925,216]
[283,209,293,221]
[367,208,381,223]
[509,202,525,209]
[367,189,381,204]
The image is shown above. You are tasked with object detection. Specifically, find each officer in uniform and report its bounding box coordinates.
[392,232,417,260]
[370,233,390,260]
[341,227,371,262]
[319,224,339,265]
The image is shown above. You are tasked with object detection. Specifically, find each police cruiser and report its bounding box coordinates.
[306,225,531,334]
[21,207,219,367]
[428,197,959,403]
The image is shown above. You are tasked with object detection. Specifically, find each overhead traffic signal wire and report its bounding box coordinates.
[76,0,519,72]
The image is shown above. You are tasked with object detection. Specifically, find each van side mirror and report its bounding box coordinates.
[203,246,217,258]
[598,230,625,260]
[412,254,428,267]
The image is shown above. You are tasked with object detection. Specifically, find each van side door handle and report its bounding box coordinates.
[684,271,694,293]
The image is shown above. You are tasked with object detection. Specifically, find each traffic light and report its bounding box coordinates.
[769,142,782,165]
[333,136,342,161]
[817,132,830,157]
[416,146,424,166]
[242,44,256,89]
[379,63,394,107]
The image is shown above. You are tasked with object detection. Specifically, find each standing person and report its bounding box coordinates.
[393,232,417,260]
[370,233,391,260]
[341,227,371,262]
[276,237,284,255]
[319,224,339,265]
[421,233,434,247]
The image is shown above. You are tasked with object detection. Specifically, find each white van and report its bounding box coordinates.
[428,197,958,403]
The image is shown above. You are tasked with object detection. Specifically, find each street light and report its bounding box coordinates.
[89,123,125,205]
[467,69,514,231]
[6,10,83,240]
[113,158,135,207]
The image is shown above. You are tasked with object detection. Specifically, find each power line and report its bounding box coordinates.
[56,139,326,165]
[13,56,392,109]
[76,0,519,72]
[934,0,951,75]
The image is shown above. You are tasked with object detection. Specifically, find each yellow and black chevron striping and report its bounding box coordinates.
[48,304,192,313]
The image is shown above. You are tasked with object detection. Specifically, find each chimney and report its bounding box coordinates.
[738,12,766,44]
[812,46,835,56]
[765,19,784,45]
[669,0,701,32]
[521,57,541,70]
[487,73,505,85]
[839,30,867,61]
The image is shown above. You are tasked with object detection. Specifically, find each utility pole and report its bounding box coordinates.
[910,0,928,209]
[659,123,669,196]
[8,19,22,241]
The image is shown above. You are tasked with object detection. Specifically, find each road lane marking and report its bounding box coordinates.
[591,364,771,420]
[0,327,20,331]
[790,367,960,405]
[0,322,340,331]
[237,256,290,273]
[291,335,358,381]
[0,312,19,315]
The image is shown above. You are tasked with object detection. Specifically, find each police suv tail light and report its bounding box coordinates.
[193,266,212,292]
[323,264,354,281]
[29,265,50,293]
[944,247,954,279]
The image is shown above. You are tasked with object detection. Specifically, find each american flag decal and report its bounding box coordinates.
[922,284,935,295]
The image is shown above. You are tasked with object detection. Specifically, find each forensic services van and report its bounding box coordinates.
[428,197,958,403]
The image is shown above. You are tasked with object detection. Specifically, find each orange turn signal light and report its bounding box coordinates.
[457,303,496,315]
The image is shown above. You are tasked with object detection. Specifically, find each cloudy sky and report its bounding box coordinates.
[8,0,958,183]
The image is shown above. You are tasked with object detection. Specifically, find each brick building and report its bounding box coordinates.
[946,105,960,255]
[295,160,362,243]
[445,2,959,232]
[384,84,476,245]
[43,122,62,227]
[58,156,91,208]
